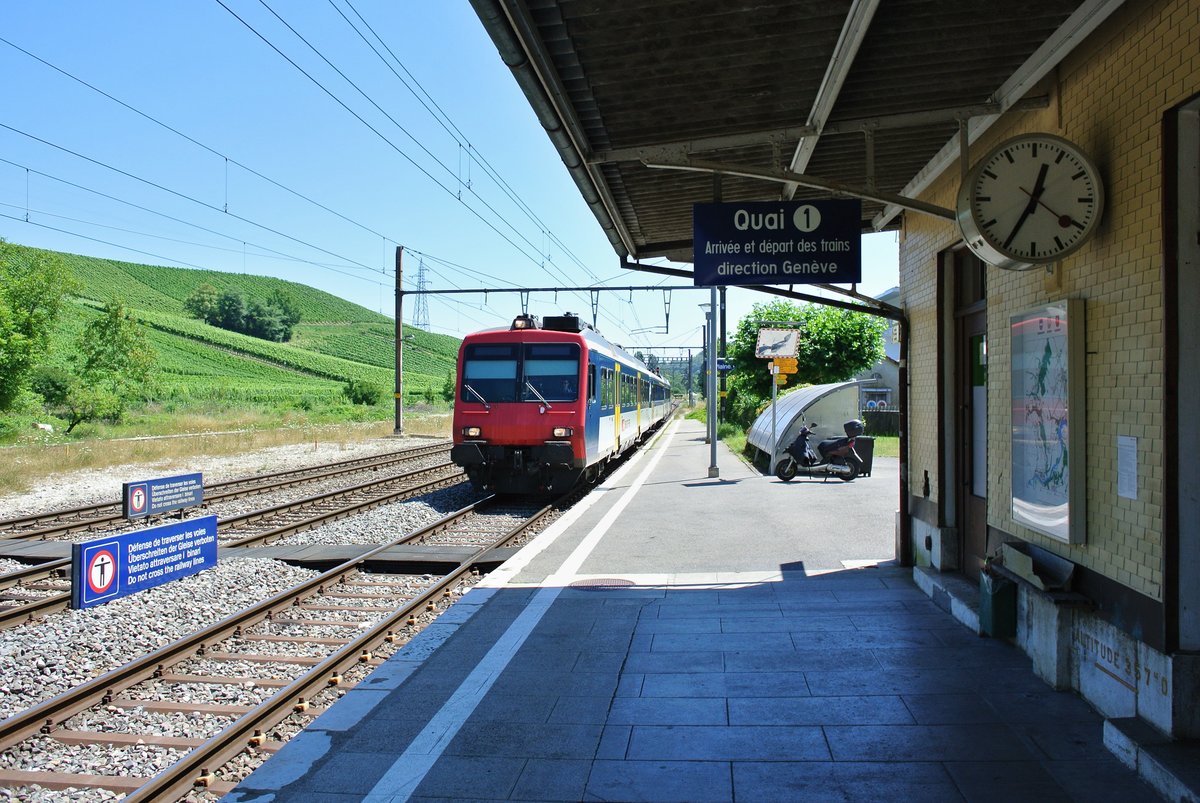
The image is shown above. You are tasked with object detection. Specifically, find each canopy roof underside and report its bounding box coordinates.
[471,0,1120,266]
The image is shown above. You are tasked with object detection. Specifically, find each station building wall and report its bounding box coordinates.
[899,0,1199,737]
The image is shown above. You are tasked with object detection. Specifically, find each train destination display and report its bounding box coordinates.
[693,199,862,286]
[123,472,204,519]
[71,515,218,609]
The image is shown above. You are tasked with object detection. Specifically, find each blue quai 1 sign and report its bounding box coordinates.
[693,199,862,286]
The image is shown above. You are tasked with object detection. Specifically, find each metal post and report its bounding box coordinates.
[719,286,727,422]
[700,323,708,410]
[394,246,404,435]
[769,367,778,475]
[707,286,719,478]
[687,349,693,407]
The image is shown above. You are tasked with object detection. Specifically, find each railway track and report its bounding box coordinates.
[0,461,468,630]
[0,494,560,800]
[0,441,450,542]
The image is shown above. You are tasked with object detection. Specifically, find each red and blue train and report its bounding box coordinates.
[450,313,673,494]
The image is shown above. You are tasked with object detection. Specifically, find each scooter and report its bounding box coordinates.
[774,420,864,482]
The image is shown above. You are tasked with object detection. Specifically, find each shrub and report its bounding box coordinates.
[344,379,384,405]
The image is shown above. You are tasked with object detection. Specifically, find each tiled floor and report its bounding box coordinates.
[228,419,1161,802]
[238,567,1157,801]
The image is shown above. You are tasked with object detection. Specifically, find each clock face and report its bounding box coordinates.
[957,134,1104,270]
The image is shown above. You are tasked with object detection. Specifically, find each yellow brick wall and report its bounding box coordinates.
[901,0,1199,600]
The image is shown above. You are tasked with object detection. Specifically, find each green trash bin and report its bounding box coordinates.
[980,571,1017,638]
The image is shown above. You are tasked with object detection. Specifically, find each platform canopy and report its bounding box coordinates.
[470,0,1123,266]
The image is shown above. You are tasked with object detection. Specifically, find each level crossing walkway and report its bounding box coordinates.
[227,416,1156,802]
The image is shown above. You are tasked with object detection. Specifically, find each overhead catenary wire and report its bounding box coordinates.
[4,14,602,311]
[0,122,384,277]
[1,12,673,344]
[332,0,599,281]
[0,34,394,252]
[0,156,382,280]
[1,29,606,305]
[235,0,613,327]
[222,0,585,293]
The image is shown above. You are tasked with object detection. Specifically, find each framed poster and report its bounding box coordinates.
[1010,300,1086,543]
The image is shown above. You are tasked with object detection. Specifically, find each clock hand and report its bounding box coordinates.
[1003,162,1048,250]
[1018,185,1078,229]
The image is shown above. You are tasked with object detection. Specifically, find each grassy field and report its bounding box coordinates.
[2,243,462,448]
[0,414,453,497]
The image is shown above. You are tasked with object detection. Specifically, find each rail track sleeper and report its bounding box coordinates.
[156,672,291,687]
[199,651,324,666]
[267,617,370,628]
[108,699,255,716]
[0,768,152,793]
[319,591,397,600]
[50,730,207,749]
[241,634,353,647]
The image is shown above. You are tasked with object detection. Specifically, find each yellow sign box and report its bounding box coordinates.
[773,357,798,368]
[775,374,788,385]
[775,364,798,374]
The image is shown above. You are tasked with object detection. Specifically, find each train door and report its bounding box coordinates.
[636,374,643,435]
[613,363,622,452]
[597,362,615,457]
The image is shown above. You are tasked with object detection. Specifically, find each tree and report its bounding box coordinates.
[215,291,246,331]
[65,301,156,430]
[0,242,77,411]
[183,283,221,325]
[268,288,301,330]
[725,300,886,423]
[441,370,455,402]
[244,298,288,342]
[344,379,383,405]
[193,285,299,342]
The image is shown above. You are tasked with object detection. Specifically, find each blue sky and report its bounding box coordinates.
[0,2,897,356]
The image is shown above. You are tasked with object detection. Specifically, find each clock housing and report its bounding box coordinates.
[957,133,1104,271]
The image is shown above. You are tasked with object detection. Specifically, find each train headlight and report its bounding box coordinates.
[462,426,482,438]
[552,427,573,438]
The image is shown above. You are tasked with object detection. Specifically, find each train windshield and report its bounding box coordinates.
[461,343,519,403]
[522,343,580,402]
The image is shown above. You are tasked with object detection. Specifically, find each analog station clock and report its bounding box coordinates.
[956,133,1104,271]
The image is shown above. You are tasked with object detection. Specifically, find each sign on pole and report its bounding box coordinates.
[693,199,862,286]
[755,328,800,359]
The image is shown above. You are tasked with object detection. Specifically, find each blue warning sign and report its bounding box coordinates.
[71,515,218,609]
[122,472,204,519]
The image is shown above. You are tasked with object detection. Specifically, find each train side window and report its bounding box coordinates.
[588,364,597,403]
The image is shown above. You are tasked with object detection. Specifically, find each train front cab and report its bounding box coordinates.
[451,317,587,494]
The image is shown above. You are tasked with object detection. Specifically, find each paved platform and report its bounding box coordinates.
[228,417,1158,802]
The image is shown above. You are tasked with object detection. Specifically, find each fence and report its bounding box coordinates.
[861,409,899,436]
